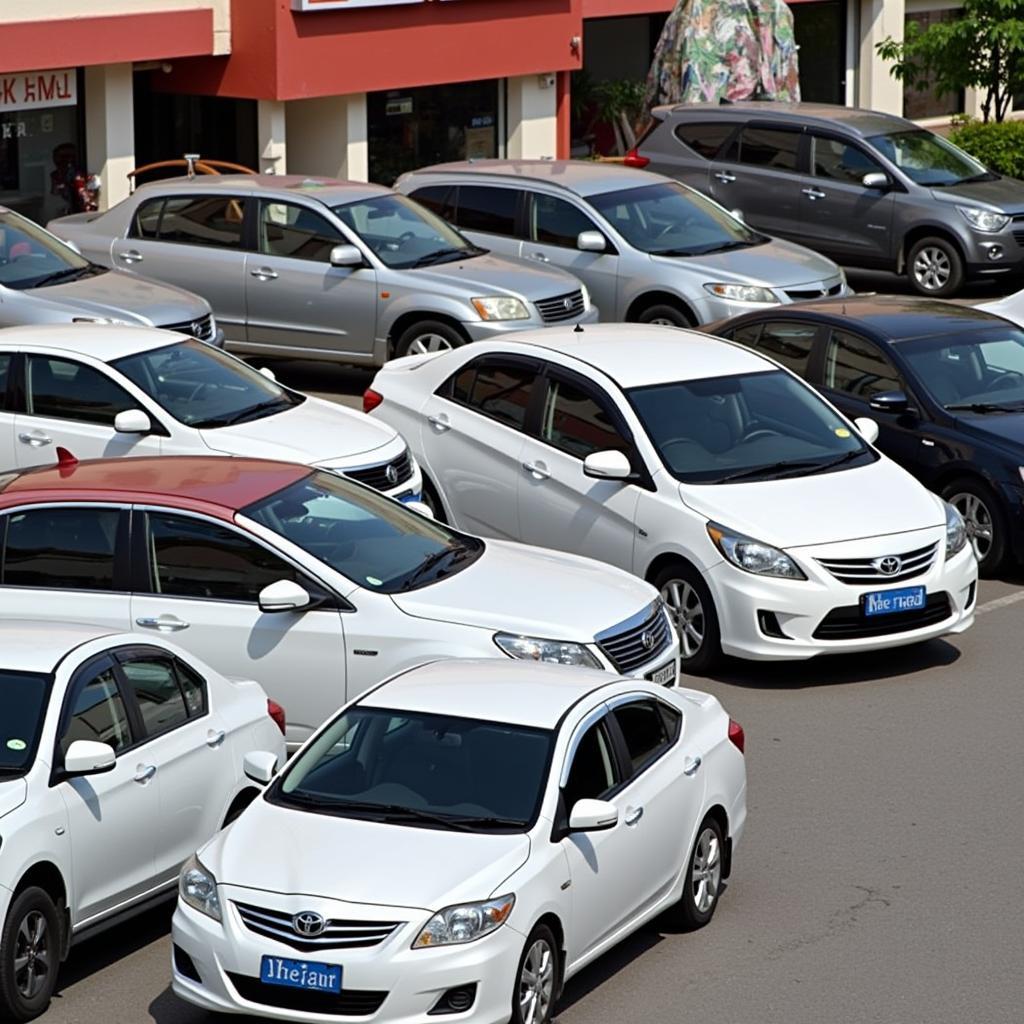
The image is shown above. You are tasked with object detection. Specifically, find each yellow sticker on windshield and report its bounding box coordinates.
[6,738,26,751]
[835,427,851,438]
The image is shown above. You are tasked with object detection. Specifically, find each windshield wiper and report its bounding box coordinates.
[793,449,866,476]
[715,459,825,484]
[324,799,473,830]
[30,265,92,288]
[399,544,470,590]
[945,401,1023,414]
[194,397,293,428]
[954,172,1000,185]
[411,247,478,268]
[446,815,528,830]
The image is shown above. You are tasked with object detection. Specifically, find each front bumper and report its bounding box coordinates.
[461,304,599,341]
[962,223,1024,278]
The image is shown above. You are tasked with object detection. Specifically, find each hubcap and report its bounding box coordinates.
[950,491,994,562]
[661,579,705,658]
[13,911,50,1000]
[408,332,453,355]
[518,939,554,1024]
[647,316,679,327]
[691,827,722,914]
[912,246,951,291]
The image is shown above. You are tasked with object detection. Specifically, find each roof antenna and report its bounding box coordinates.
[56,447,78,471]
[573,323,584,333]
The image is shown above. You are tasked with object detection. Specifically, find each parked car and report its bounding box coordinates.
[0,205,221,345]
[0,619,285,1022]
[708,295,1024,575]
[0,455,679,744]
[366,323,977,671]
[979,284,1024,327]
[171,658,746,1024]
[633,101,1024,298]
[47,176,598,366]
[0,324,421,500]
[397,160,846,327]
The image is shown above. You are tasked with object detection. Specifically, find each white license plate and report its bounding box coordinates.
[646,662,677,687]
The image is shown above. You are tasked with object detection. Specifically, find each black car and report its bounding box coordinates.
[709,296,1024,574]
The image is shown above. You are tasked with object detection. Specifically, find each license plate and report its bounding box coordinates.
[260,956,341,994]
[399,493,422,504]
[862,586,926,617]
[646,662,677,686]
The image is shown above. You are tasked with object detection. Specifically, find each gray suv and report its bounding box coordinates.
[635,101,1024,298]
[49,175,597,366]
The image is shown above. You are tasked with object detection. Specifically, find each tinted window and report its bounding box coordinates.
[3,507,119,590]
[0,354,11,410]
[867,129,985,186]
[728,323,763,347]
[409,185,455,220]
[674,121,735,159]
[260,201,342,262]
[563,720,619,810]
[454,186,520,236]
[825,330,903,399]
[755,322,817,377]
[61,666,131,754]
[530,194,598,248]
[449,360,537,430]
[811,136,884,184]
[613,701,671,773]
[731,127,801,171]
[541,377,628,459]
[175,659,208,717]
[132,198,163,239]
[157,195,247,249]
[120,657,189,736]
[0,670,50,775]
[27,356,134,425]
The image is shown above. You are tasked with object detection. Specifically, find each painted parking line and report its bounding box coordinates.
[976,590,1024,616]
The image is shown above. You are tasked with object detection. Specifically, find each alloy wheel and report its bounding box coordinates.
[950,490,994,562]
[13,911,51,1001]
[661,579,705,657]
[407,333,454,355]
[647,316,678,326]
[518,938,554,1024]
[691,826,722,914]
[912,246,951,292]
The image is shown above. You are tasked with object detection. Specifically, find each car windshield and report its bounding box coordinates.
[588,181,766,256]
[867,129,993,186]
[242,471,483,592]
[0,670,50,777]
[112,339,305,428]
[272,706,552,832]
[627,369,875,483]
[900,326,1024,412]
[0,210,102,290]
[331,193,483,269]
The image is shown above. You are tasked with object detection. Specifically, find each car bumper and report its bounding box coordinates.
[461,305,599,341]
[209,327,227,349]
[322,456,424,504]
[961,225,1024,278]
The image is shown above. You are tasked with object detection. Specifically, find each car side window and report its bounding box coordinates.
[259,201,343,262]
[0,353,11,410]
[825,330,904,399]
[174,658,208,717]
[26,355,135,425]
[674,121,736,160]
[563,718,620,810]
[612,700,676,775]
[2,507,120,591]
[540,376,629,459]
[408,185,455,222]
[130,198,164,240]
[60,665,132,755]
[754,322,817,378]
[726,323,763,348]
[118,656,193,737]
[529,194,599,248]
[452,185,521,236]
[725,127,802,172]
[155,195,247,250]
[811,136,885,185]
[444,359,538,431]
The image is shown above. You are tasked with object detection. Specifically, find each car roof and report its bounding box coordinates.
[360,659,636,729]
[131,174,390,205]
[407,159,665,198]
[0,456,311,518]
[0,620,120,673]
[0,323,197,361]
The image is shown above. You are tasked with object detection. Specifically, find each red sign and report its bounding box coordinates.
[0,69,76,113]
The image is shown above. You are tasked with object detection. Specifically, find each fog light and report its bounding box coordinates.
[757,610,790,639]
[173,944,201,983]
[987,245,1004,261]
[429,984,477,1015]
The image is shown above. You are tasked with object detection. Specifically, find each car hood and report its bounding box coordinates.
[928,176,1024,215]
[206,798,532,909]
[26,267,208,326]
[407,252,581,301]
[949,410,1024,451]
[679,458,944,548]
[391,539,658,641]
[649,236,840,288]
[0,778,27,820]
[200,396,400,465]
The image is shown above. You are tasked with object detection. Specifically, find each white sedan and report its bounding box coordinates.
[171,658,746,1024]
[0,620,286,1022]
[979,287,1024,328]
[367,323,977,671]
[0,323,421,500]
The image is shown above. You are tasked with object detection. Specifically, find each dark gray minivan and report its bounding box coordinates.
[635,102,1024,298]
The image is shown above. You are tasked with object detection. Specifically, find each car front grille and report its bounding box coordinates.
[596,601,672,673]
[1012,215,1024,245]
[812,592,952,640]
[160,313,215,342]
[816,541,939,585]
[536,289,586,323]
[784,281,845,301]
[233,902,403,953]
[227,973,387,1016]
[344,449,414,492]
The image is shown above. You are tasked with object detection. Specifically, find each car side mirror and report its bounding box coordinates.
[583,449,633,480]
[403,500,435,519]
[63,239,83,256]
[259,366,277,382]
[868,389,910,414]
[113,409,152,434]
[258,579,312,613]
[243,750,279,785]
[862,172,891,190]
[577,231,606,253]
[329,244,364,268]
[853,416,880,444]
[64,740,116,778]
[568,798,618,833]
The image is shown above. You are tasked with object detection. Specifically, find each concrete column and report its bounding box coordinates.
[506,74,558,160]
[285,93,368,181]
[858,0,906,116]
[257,99,287,174]
[84,63,135,211]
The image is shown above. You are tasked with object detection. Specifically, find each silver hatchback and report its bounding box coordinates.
[49,175,597,366]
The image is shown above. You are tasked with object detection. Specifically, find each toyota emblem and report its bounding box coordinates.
[641,629,656,651]
[293,911,326,937]
[385,464,399,485]
[873,555,902,576]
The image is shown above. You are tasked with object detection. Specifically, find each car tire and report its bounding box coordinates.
[0,887,61,1023]
[907,236,964,298]
[395,320,465,358]
[635,302,693,328]
[654,561,722,674]
[420,476,448,525]
[511,924,559,1024]
[941,476,1009,575]
[669,815,726,932]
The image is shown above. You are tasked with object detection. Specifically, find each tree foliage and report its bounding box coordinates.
[949,117,1024,177]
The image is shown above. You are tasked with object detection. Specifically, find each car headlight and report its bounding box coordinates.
[957,206,1009,233]
[944,501,969,559]
[707,522,806,579]
[494,632,602,668]
[412,895,515,948]
[703,283,776,304]
[471,296,530,321]
[580,282,591,311]
[179,854,222,922]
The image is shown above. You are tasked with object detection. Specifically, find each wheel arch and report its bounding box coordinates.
[898,225,967,275]
[626,290,697,326]
[12,861,70,958]
[386,312,471,360]
[645,550,703,585]
[531,912,567,997]
[702,805,732,878]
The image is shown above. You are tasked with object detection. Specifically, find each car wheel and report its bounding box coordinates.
[395,320,465,358]
[669,816,726,931]
[942,477,1009,575]
[512,924,558,1024]
[419,476,448,525]
[0,888,61,1022]
[636,302,692,328]
[654,561,722,674]
[907,236,964,298]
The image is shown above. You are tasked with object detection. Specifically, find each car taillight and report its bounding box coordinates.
[728,718,745,754]
[267,699,286,736]
[623,148,650,168]
[363,388,383,413]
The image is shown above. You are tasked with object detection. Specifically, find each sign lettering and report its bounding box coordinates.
[0,70,76,113]
[292,0,454,10]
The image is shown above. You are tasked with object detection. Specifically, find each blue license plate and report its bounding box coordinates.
[260,956,341,993]
[399,493,422,504]
[862,586,926,617]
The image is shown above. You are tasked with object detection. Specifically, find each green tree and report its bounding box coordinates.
[876,0,1024,123]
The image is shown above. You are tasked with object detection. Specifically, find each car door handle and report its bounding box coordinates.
[134,764,157,784]
[18,432,52,447]
[802,187,826,200]
[714,171,736,183]
[427,413,451,431]
[250,267,278,280]
[529,252,551,263]
[118,249,143,264]
[523,460,551,480]
[683,755,702,776]
[206,729,226,748]
[135,615,190,632]
[625,806,644,827]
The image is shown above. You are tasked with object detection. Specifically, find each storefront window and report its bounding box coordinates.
[367,80,499,186]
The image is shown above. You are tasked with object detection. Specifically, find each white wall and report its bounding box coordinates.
[506,74,558,160]
[84,63,134,209]
[286,94,368,181]
[858,0,906,115]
